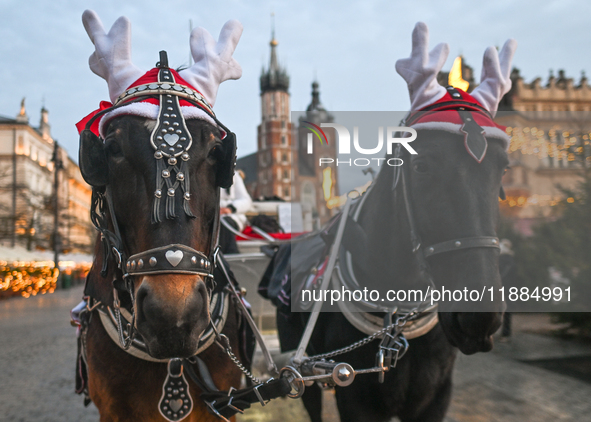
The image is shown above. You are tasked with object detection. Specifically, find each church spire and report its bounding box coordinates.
[260,15,289,94]
[305,80,333,124]
[269,13,279,75]
[307,81,323,111]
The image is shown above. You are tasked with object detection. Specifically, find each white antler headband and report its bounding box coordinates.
[82,10,243,108]
[82,10,144,104]
[179,20,243,107]
[396,22,517,116]
[471,39,517,117]
[395,22,450,112]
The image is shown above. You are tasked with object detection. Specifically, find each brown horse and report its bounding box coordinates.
[73,11,265,422]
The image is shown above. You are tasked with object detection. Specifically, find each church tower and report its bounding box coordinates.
[295,81,338,227]
[256,28,292,200]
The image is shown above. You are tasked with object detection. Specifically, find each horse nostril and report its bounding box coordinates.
[135,283,149,305]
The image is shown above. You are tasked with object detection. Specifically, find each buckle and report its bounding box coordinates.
[252,382,271,407]
[224,396,244,415]
[205,400,231,422]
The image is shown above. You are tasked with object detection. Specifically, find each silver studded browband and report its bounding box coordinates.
[125,244,212,276]
[114,83,214,117]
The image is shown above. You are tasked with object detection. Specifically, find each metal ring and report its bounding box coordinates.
[279,366,305,399]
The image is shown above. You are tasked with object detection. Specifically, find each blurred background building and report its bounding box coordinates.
[497,69,591,235]
[441,57,591,236]
[0,100,93,253]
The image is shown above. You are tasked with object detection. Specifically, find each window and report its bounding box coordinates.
[281,135,287,146]
[281,95,285,116]
[282,153,288,163]
[16,136,26,155]
[283,169,289,180]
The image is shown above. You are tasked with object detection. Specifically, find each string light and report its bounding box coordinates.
[506,125,591,164]
[0,261,91,299]
[0,263,59,299]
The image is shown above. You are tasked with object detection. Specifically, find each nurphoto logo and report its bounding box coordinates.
[305,123,418,167]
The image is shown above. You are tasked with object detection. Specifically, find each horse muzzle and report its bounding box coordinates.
[439,311,502,354]
[134,274,210,359]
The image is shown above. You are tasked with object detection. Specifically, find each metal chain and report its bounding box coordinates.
[307,309,421,361]
[215,331,262,385]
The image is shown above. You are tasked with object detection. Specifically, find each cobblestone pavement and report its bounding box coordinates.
[0,286,99,422]
[2,288,591,421]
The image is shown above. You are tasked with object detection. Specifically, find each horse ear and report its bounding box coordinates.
[499,186,506,200]
[79,129,108,187]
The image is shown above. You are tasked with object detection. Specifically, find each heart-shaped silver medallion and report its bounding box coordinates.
[169,399,183,412]
[164,133,179,146]
[165,250,183,267]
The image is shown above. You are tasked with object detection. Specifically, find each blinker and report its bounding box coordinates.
[79,129,108,187]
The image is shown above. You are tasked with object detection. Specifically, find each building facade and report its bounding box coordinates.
[0,100,93,252]
[496,69,591,235]
[439,59,590,236]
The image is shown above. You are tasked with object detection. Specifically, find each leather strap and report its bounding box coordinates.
[125,244,212,276]
[181,360,291,419]
[200,378,291,419]
[424,236,500,258]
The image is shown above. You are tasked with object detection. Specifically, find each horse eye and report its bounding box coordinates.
[503,165,511,175]
[208,143,224,160]
[106,141,122,156]
[413,161,429,173]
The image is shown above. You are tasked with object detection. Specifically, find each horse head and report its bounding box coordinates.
[395,22,516,354]
[78,10,242,359]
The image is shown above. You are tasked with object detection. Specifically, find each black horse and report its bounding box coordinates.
[262,23,516,422]
[275,129,508,422]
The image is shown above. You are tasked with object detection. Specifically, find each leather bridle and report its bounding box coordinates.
[81,71,236,350]
[395,109,502,284]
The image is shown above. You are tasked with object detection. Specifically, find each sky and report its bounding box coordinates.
[0,0,589,160]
